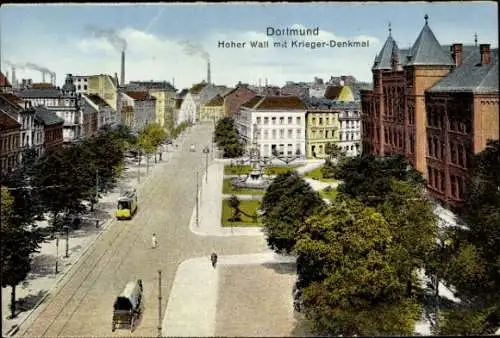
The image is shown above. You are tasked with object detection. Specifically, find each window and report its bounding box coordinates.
[458,144,465,167]
[296,129,301,136]
[264,130,269,140]
[325,131,329,138]
[319,118,323,125]
[296,116,301,124]
[326,117,330,125]
[288,129,293,138]
[272,129,276,139]
[272,117,276,125]
[450,175,457,198]
[288,116,292,124]
[440,171,445,192]
[279,117,284,125]
[280,129,284,139]
[84,85,88,90]
[287,144,293,155]
[451,142,457,164]
[312,117,316,125]
[256,117,261,124]
[77,85,81,90]
[264,117,269,125]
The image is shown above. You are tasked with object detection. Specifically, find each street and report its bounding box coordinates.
[18,123,268,337]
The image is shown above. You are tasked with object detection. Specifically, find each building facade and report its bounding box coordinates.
[15,74,82,145]
[121,91,156,132]
[177,82,207,126]
[235,96,307,158]
[129,81,177,130]
[82,94,117,129]
[199,94,224,124]
[305,109,340,159]
[0,109,21,176]
[338,103,362,156]
[73,74,118,110]
[361,15,499,207]
[35,106,64,154]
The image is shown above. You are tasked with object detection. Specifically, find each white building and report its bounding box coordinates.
[234,96,307,158]
[176,82,209,126]
[14,74,82,145]
[338,102,362,157]
[82,93,118,129]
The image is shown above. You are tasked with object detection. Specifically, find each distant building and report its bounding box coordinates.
[177,82,207,126]
[0,72,12,93]
[173,89,189,126]
[199,94,224,124]
[15,74,83,145]
[281,82,310,100]
[235,96,307,158]
[196,84,232,122]
[72,74,119,110]
[82,94,117,130]
[222,84,257,118]
[129,81,177,130]
[361,15,499,208]
[121,91,156,132]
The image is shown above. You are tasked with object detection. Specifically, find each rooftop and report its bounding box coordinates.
[189,82,208,94]
[129,81,177,92]
[85,94,111,107]
[204,94,224,107]
[15,88,62,98]
[35,106,64,126]
[0,109,21,130]
[242,95,306,110]
[125,91,155,101]
[428,47,498,93]
[304,96,361,110]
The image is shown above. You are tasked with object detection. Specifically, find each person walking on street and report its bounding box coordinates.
[151,233,157,249]
[210,251,218,268]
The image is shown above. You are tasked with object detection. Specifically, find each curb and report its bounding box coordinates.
[9,156,170,337]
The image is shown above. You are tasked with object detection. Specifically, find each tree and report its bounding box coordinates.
[1,187,41,319]
[324,142,343,161]
[436,140,500,334]
[228,195,242,222]
[336,154,425,207]
[378,179,438,297]
[294,197,421,336]
[261,172,325,254]
[141,123,167,162]
[214,117,244,158]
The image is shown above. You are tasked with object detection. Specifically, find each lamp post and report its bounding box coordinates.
[55,236,59,274]
[203,146,210,183]
[63,225,69,258]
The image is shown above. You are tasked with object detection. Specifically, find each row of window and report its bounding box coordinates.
[259,129,302,140]
[0,135,20,153]
[427,166,466,200]
[340,132,359,141]
[77,85,88,91]
[256,116,301,125]
[427,137,469,168]
[340,120,360,129]
[384,126,404,149]
[259,143,302,157]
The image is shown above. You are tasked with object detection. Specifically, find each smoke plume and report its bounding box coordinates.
[87,25,127,52]
[25,62,53,75]
[181,41,210,61]
[4,60,25,69]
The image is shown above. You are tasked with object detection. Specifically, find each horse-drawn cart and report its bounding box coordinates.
[112,279,143,332]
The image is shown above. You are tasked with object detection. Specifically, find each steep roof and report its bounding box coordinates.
[35,106,64,126]
[373,34,399,70]
[0,72,11,87]
[176,88,189,99]
[86,94,111,107]
[0,109,21,130]
[304,96,361,110]
[428,47,499,93]
[242,95,306,110]
[406,16,454,66]
[204,94,224,107]
[189,82,208,94]
[324,86,343,99]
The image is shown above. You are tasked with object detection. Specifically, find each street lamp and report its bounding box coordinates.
[203,146,210,183]
[63,225,70,258]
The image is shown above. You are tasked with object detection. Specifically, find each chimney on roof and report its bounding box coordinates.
[480,44,490,65]
[451,43,463,67]
[121,51,125,86]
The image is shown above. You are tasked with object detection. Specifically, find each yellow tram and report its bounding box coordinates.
[115,189,138,220]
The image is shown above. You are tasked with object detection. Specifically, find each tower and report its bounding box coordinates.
[207,60,211,85]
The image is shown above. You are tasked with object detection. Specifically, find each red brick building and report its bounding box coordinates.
[0,108,21,176]
[222,84,257,117]
[361,15,499,208]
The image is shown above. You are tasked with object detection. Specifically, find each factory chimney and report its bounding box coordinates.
[120,51,125,86]
[172,77,175,88]
[265,78,268,87]
[207,60,211,85]
[11,66,16,89]
[42,72,46,83]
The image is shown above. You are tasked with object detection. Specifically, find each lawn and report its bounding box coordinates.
[224,164,303,176]
[221,199,263,227]
[222,179,266,195]
[319,187,338,200]
[304,166,338,183]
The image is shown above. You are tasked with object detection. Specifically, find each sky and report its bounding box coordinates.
[1,2,498,90]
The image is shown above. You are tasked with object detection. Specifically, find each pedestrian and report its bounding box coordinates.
[210,251,218,268]
[151,233,157,249]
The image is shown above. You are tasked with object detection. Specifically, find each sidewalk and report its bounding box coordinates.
[1,136,189,337]
[162,251,296,337]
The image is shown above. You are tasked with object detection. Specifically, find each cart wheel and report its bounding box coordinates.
[112,323,116,332]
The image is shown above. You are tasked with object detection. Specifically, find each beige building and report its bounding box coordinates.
[72,74,119,110]
[199,94,224,124]
[306,110,340,159]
